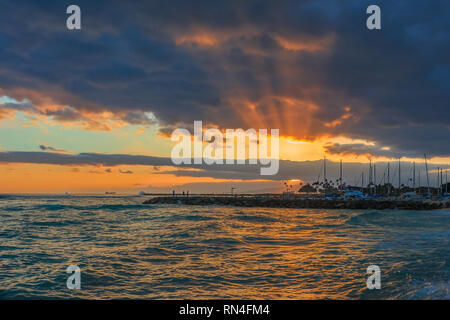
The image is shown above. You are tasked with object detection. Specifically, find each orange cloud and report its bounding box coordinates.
[273,34,335,52]
[175,32,221,47]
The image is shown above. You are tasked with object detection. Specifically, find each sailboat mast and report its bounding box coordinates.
[424,154,431,198]
[361,172,364,192]
[387,162,390,197]
[436,167,441,196]
[398,158,401,192]
[369,159,372,195]
[323,155,326,186]
[446,169,448,194]
[413,161,416,191]
[340,159,342,187]
[374,164,376,195]
[418,171,421,194]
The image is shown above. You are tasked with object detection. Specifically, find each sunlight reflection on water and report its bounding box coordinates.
[0,195,448,299]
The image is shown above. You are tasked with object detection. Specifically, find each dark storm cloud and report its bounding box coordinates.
[121,112,156,126]
[0,0,449,156]
[0,150,448,184]
[39,145,53,151]
[38,144,67,153]
[0,100,37,117]
[324,143,413,159]
[0,151,172,167]
[119,169,133,174]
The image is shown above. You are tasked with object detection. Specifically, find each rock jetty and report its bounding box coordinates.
[143,196,449,210]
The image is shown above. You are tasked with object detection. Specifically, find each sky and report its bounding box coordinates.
[0,0,449,193]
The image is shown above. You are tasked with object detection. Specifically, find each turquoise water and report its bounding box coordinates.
[0,195,448,299]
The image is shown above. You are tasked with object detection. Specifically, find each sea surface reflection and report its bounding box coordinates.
[0,195,448,299]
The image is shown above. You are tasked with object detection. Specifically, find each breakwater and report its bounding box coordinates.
[143,196,450,210]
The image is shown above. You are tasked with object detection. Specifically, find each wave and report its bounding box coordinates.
[394,280,450,299]
[30,203,148,212]
[232,214,280,223]
[1,197,448,299]
[345,210,388,226]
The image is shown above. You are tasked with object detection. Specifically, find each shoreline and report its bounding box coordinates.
[143,196,450,210]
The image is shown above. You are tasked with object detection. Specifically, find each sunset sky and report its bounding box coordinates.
[0,0,449,193]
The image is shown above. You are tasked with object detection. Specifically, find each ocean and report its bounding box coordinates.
[0,195,448,299]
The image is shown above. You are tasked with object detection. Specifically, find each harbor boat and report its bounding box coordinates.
[343,190,369,199]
